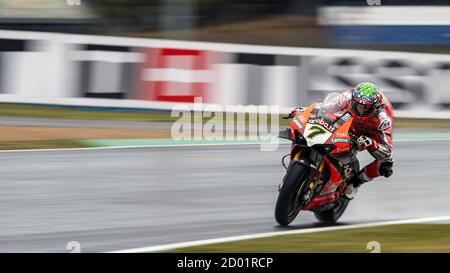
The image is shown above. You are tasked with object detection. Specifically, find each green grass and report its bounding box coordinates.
[0,103,177,122]
[0,139,91,150]
[171,224,450,253]
[393,118,450,129]
[0,103,279,125]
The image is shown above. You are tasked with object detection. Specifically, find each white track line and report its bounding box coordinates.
[107,215,450,253]
[0,138,449,153]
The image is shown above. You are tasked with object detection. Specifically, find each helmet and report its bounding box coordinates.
[349,82,383,123]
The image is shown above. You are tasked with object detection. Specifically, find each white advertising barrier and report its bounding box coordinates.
[0,30,450,118]
[318,6,450,25]
[318,6,450,46]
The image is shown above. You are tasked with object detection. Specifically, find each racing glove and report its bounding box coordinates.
[357,135,373,151]
[289,106,305,118]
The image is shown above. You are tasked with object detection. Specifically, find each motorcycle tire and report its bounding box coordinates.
[275,162,310,226]
[313,196,350,224]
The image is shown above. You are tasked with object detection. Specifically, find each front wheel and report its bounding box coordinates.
[275,162,310,226]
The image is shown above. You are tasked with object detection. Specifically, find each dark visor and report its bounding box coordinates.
[350,101,375,117]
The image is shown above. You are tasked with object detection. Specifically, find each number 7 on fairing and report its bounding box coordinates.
[306,125,326,139]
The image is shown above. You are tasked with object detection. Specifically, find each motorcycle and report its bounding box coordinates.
[275,94,360,226]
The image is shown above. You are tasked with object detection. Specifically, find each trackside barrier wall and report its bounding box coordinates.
[0,30,450,118]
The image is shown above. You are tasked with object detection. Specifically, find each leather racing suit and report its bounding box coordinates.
[333,90,394,183]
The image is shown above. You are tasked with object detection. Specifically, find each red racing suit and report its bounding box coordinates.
[335,90,394,182]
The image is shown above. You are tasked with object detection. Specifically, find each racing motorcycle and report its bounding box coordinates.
[275,94,360,226]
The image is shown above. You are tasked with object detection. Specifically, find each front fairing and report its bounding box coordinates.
[293,101,353,153]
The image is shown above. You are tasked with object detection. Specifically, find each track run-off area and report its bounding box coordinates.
[0,130,449,252]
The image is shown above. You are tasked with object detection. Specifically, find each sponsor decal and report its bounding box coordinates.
[313,196,330,202]
[320,189,336,195]
[343,164,353,180]
[320,182,338,195]
[308,118,337,133]
[137,48,216,103]
[330,137,349,143]
[298,114,306,123]
[335,147,350,153]
[293,118,303,130]
[378,112,392,132]
[373,144,392,160]
[341,112,352,122]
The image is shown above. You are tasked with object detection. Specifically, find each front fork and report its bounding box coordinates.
[289,144,327,204]
[288,144,358,209]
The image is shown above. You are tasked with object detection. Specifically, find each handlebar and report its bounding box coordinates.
[282,113,294,119]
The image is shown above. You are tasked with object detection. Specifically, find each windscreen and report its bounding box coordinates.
[316,92,346,124]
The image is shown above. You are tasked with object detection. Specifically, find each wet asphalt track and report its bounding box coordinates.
[0,139,449,252]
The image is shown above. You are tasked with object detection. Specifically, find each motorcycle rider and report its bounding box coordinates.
[291,82,394,199]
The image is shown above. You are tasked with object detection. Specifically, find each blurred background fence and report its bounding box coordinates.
[1,30,450,118]
[0,1,449,117]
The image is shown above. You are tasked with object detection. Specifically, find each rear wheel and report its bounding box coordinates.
[313,196,350,224]
[275,162,310,226]
[314,157,358,224]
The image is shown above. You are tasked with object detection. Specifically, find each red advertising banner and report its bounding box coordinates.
[137,48,217,103]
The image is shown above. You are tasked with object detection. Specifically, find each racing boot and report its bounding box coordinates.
[344,171,372,200]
